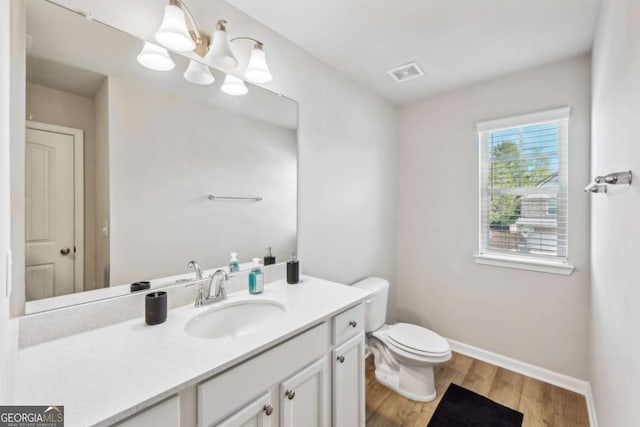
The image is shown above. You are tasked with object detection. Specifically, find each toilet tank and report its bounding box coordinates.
[352,277,389,332]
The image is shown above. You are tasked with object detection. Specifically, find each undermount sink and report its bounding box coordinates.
[185,299,286,339]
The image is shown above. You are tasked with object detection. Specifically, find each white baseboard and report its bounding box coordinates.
[446,338,598,427]
[585,384,599,427]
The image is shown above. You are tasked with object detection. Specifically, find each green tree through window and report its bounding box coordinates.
[489,139,553,227]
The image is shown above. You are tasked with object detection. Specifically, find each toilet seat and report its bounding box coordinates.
[386,337,451,358]
[371,324,451,363]
[386,323,450,357]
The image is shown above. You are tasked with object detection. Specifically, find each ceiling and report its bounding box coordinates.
[225,0,601,105]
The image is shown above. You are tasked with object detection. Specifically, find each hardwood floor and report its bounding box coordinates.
[365,352,589,427]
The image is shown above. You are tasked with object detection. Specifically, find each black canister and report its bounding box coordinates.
[131,281,150,292]
[286,253,299,284]
[264,246,276,266]
[145,291,167,325]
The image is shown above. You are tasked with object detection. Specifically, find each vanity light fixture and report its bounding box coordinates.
[137,42,175,71]
[221,74,248,96]
[155,3,196,52]
[205,20,239,70]
[241,40,273,83]
[137,0,274,95]
[183,59,215,85]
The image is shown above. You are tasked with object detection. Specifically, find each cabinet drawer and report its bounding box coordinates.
[198,322,330,427]
[332,304,364,345]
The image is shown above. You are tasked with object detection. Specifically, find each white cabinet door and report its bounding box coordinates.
[280,356,330,427]
[216,393,275,427]
[332,333,365,427]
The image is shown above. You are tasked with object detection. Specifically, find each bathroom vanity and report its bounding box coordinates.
[12,277,368,427]
[10,3,366,426]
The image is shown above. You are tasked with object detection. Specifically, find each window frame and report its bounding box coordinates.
[474,107,575,276]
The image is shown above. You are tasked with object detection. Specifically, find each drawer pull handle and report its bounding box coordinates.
[349,320,357,328]
[263,404,273,416]
[285,390,296,400]
[337,355,345,363]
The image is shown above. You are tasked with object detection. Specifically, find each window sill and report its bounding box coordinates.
[474,254,575,276]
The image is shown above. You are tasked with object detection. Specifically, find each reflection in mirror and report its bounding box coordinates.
[24,0,297,311]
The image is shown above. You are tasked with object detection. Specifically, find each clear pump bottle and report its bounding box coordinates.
[249,258,264,294]
[229,252,240,273]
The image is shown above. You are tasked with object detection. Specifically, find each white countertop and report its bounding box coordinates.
[12,276,368,426]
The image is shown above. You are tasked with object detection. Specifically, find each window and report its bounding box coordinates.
[475,108,574,275]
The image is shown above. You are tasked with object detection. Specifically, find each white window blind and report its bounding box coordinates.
[478,108,569,263]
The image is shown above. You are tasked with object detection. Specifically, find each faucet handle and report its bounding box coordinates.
[208,269,229,300]
[212,269,229,281]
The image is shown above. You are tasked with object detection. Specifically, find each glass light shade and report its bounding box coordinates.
[205,28,239,70]
[221,74,248,96]
[155,5,196,52]
[183,60,215,85]
[137,42,175,71]
[245,46,272,83]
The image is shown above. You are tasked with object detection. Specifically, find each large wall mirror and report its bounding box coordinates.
[23,0,297,313]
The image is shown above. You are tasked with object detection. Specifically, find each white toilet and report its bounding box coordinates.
[353,277,451,402]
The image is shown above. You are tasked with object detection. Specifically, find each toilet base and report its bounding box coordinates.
[374,362,437,402]
[368,337,439,402]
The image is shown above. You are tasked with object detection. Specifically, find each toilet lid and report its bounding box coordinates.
[386,323,450,356]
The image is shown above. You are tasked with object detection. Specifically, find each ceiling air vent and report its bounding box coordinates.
[386,62,424,83]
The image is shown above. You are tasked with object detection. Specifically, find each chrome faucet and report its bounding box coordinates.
[187,268,229,307]
[187,260,203,280]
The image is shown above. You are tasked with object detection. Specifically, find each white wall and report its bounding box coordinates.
[107,77,297,285]
[590,0,640,424]
[397,56,591,378]
[31,0,399,316]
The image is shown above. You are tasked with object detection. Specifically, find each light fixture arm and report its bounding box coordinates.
[170,0,203,45]
[230,37,264,47]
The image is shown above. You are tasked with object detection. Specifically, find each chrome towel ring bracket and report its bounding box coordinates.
[584,170,632,194]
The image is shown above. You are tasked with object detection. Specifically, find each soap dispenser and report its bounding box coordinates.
[287,252,299,284]
[229,252,240,273]
[264,247,276,266]
[249,258,264,294]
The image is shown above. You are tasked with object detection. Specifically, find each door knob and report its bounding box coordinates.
[60,247,71,255]
[285,390,296,400]
[337,355,345,363]
[263,404,273,416]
